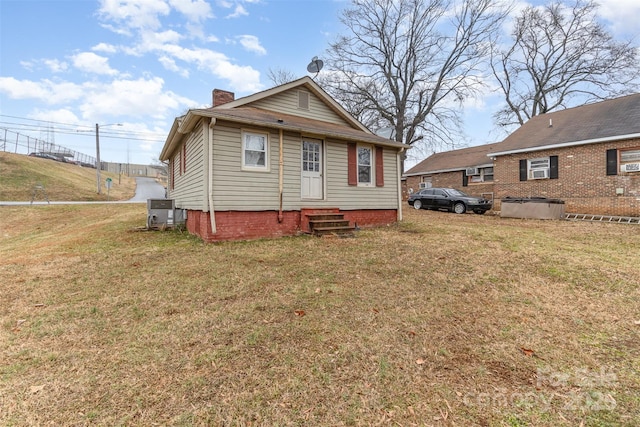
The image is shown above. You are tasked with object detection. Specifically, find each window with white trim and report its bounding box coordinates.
[357,145,373,186]
[242,131,269,171]
[528,157,550,179]
[470,167,493,183]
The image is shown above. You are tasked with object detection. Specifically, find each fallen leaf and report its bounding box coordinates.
[294,310,305,317]
[16,319,26,327]
[408,330,416,337]
[315,288,321,294]
[520,347,535,357]
[634,320,640,325]
[372,308,379,313]
[416,358,425,365]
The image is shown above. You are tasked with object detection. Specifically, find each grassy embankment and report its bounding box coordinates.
[0,151,137,201]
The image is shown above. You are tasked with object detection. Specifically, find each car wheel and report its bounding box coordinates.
[413,199,423,210]
[453,202,466,214]
[473,209,486,215]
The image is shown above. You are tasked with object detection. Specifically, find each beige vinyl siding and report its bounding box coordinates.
[171,122,206,210]
[247,89,352,127]
[321,140,399,210]
[209,121,399,211]
[211,122,281,210]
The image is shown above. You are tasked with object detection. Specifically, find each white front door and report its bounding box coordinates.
[301,139,323,199]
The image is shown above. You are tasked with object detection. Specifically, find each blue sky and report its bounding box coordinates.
[1,0,638,166]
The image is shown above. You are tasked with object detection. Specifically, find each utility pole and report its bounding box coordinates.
[95,123,101,194]
[95,123,122,194]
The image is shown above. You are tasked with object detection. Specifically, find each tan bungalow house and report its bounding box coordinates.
[404,94,640,217]
[159,77,407,242]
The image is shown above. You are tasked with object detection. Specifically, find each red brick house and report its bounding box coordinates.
[404,94,640,216]
[403,143,501,203]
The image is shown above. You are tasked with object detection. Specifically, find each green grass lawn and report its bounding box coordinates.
[1,205,639,426]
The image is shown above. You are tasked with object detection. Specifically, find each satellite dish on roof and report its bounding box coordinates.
[307,56,324,78]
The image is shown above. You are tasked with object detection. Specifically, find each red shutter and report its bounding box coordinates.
[347,143,357,186]
[170,158,175,189]
[375,146,384,187]
[182,144,187,173]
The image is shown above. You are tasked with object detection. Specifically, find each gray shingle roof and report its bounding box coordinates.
[405,143,500,175]
[489,93,640,156]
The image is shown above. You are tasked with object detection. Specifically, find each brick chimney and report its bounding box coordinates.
[212,89,235,107]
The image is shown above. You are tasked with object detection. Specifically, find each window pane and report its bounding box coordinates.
[245,135,265,151]
[358,165,371,183]
[621,149,640,162]
[358,147,371,165]
[245,151,265,166]
[529,158,549,168]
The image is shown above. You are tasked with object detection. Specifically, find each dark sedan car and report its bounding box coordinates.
[408,187,492,214]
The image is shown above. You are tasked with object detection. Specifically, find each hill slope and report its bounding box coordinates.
[0,152,137,201]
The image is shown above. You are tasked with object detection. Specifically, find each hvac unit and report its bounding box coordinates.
[147,199,186,229]
[620,162,640,173]
[419,182,427,189]
[530,168,549,179]
[466,167,480,176]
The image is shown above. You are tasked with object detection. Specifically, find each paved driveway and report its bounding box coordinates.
[128,177,166,201]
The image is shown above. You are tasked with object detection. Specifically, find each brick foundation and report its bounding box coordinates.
[185,209,398,242]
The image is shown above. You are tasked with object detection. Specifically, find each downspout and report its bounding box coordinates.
[208,118,217,233]
[397,148,404,222]
[278,128,284,223]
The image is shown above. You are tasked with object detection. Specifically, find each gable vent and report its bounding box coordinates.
[298,91,310,110]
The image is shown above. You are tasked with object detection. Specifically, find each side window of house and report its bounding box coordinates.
[469,167,493,183]
[619,148,640,173]
[528,157,550,179]
[419,178,432,189]
[242,131,269,171]
[521,156,558,180]
[357,145,373,186]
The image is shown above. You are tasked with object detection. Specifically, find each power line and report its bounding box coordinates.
[0,114,168,141]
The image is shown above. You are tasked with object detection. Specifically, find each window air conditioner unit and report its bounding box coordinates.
[531,168,549,179]
[620,162,640,173]
[466,167,480,176]
[419,182,427,189]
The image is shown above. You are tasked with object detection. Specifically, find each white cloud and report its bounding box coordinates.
[92,43,119,54]
[0,77,84,104]
[157,44,262,92]
[98,0,171,31]
[71,52,119,76]
[19,61,35,72]
[158,56,190,77]
[78,77,194,120]
[29,109,81,126]
[43,59,69,73]
[226,4,248,18]
[169,0,213,22]
[596,0,640,36]
[236,35,266,55]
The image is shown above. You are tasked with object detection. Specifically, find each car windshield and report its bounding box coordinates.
[447,189,469,197]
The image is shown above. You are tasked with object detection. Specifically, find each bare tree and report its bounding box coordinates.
[492,0,639,128]
[321,0,509,171]
[267,67,298,86]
